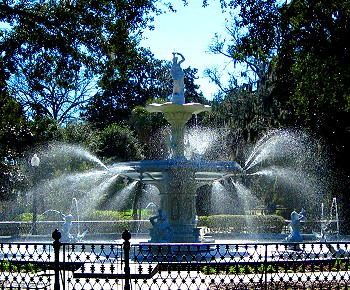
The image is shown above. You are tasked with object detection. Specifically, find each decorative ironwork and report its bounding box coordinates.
[1,232,350,289]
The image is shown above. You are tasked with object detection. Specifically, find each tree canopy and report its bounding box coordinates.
[1,0,163,122]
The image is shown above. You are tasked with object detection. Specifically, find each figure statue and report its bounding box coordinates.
[60,213,87,243]
[149,209,174,242]
[170,52,185,104]
[61,214,74,242]
[285,209,306,246]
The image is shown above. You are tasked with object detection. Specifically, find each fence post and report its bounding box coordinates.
[122,229,131,290]
[264,244,268,290]
[52,229,62,290]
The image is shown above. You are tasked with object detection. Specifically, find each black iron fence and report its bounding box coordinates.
[1,230,350,289]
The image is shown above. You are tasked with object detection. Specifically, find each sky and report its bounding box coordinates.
[141,1,233,100]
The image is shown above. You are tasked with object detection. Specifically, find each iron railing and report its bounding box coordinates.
[1,230,350,289]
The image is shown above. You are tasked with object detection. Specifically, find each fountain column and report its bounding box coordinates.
[146,52,211,242]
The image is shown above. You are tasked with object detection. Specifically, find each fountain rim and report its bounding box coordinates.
[113,159,243,184]
[146,102,211,115]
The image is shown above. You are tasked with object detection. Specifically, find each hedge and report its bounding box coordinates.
[198,214,285,234]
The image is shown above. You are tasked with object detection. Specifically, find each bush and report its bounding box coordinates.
[98,124,144,161]
[83,210,126,221]
[198,214,285,234]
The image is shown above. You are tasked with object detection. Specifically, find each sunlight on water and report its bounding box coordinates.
[112,181,138,211]
[232,181,259,213]
[211,181,229,214]
[18,127,334,235]
[184,128,223,159]
[244,130,308,171]
[41,142,108,170]
[82,174,121,213]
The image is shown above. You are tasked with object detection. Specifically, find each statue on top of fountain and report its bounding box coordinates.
[149,209,174,242]
[170,52,185,105]
[285,208,306,244]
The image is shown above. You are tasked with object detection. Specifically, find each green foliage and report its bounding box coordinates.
[0,94,32,200]
[198,214,285,234]
[1,0,160,123]
[98,123,144,162]
[202,265,218,275]
[201,260,348,275]
[19,212,33,222]
[28,116,61,144]
[82,48,170,129]
[0,260,45,273]
[277,0,350,126]
[83,210,126,221]
[56,121,101,153]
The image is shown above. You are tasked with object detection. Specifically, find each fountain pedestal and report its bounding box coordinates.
[161,166,199,242]
[146,102,211,242]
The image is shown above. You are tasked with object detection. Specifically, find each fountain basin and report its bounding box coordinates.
[120,159,243,185]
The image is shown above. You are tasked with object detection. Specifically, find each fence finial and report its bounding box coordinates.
[52,228,62,242]
[122,229,131,241]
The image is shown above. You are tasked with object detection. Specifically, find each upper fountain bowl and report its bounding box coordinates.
[146,102,211,116]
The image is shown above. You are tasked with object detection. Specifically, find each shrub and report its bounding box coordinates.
[83,210,126,221]
[197,214,285,234]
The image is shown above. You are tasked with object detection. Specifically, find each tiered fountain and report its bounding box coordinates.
[121,52,242,242]
[0,53,336,244]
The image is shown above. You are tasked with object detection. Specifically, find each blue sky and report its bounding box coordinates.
[141,1,233,100]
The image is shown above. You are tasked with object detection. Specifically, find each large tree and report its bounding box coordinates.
[82,47,169,128]
[0,93,32,200]
[0,0,163,123]
[210,0,350,136]
[276,0,350,130]
[206,0,285,141]
[208,0,350,227]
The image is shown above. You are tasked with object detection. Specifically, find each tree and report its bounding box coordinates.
[0,93,32,200]
[208,0,350,229]
[275,0,350,229]
[56,121,101,153]
[98,124,144,162]
[82,47,169,129]
[276,0,350,127]
[1,0,162,123]
[206,0,285,141]
[7,48,96,124]
[207,0,350,146]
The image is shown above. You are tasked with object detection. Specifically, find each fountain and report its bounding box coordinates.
[0,52,339,245]
[119,52,243,242]
[317,197,340,241]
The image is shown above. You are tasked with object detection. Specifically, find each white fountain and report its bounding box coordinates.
[122,52,242,242]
